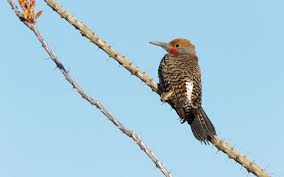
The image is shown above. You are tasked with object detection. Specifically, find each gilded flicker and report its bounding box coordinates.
[150,38,216,143]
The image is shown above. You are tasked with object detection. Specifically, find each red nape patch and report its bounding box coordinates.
[170,49,177,54]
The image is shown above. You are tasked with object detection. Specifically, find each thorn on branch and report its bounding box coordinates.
[56,63,63,70]
[126,130,133,137]
[155,159,160,168]
[249,160,255,167]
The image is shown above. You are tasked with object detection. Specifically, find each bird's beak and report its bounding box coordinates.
[149,41,170,51]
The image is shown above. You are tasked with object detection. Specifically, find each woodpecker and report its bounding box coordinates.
[150,38,216,143]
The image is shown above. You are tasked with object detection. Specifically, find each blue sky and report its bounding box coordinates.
[1,0,283,177]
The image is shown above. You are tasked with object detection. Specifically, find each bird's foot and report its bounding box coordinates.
[160,91,174,102]
[180,118,186,124]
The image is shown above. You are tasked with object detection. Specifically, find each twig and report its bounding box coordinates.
[7,1,173,177]
[210,136,269,176]
[42,0,271,177]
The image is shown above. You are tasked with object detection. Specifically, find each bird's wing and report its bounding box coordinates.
[170,82,188,120]
[158,69,185,119]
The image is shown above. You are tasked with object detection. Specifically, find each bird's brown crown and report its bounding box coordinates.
[169,38,195,49]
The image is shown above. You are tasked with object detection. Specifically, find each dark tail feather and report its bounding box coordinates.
[188,107,216,144]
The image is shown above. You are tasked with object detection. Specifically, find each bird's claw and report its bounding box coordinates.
[160,91,174,102]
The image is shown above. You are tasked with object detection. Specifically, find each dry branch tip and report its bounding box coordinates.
[18,0,42,24]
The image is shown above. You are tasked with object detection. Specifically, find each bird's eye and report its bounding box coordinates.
[175,44,180,47]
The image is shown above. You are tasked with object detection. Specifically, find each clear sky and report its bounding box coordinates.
[1,0,283,177]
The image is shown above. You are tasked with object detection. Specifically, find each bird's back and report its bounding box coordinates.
[158,53,202,121]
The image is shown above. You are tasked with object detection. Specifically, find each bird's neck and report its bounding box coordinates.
[168,48,197,56]
[187,48,197,56]
[168,53,198,59]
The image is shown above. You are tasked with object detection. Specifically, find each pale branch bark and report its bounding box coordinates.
[42,1,271,177]
[45,0,158,93]
[7,1,174,177]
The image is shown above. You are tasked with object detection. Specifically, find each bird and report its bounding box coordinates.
[149,38,216,144]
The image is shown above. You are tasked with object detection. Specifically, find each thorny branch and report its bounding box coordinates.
[42,0,271,177]
[7,1,173,177]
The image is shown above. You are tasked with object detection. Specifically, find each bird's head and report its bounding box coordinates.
[150,38,196,55]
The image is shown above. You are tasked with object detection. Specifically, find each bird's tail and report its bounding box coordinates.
[187,107,216,144]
